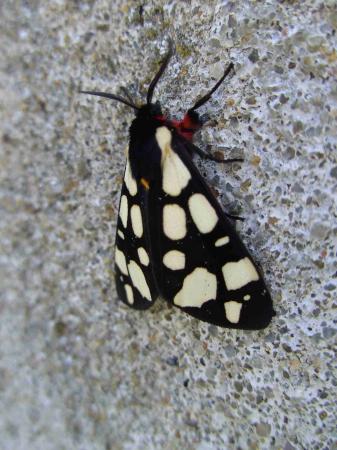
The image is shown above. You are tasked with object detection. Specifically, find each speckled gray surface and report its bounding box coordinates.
[1,1,336,449]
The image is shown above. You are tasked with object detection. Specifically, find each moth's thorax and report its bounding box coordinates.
[128,104,203,181]
[170,110,202,142]
[156,110,202,142]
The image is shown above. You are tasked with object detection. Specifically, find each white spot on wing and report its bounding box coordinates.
[163,250,185,270]
[156,126,171,151]
[119,195,128,228]
[115,247,128,275]
[173,267,217,308]
[215,236,230,247]
[118,230,125,240]
[124,284,134,304]
[137,247,150,266]
[243,294,251,301]
[224,301,242,324]
[163,204,187,240]
[130,204,143,238]
[156,127,191,196]
[128,260,152,301]
[188,193,218,233]
[222,257,259,291]
[124,160,137,196]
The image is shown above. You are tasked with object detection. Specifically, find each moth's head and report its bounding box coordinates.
[136,102,163,119]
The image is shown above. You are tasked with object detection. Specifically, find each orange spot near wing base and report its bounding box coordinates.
[140,178,150,190]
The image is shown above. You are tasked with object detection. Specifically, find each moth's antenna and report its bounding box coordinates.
[146,40,174,105]
[120,87,138,106]
[79,91,140,111]
[189,62,234,112]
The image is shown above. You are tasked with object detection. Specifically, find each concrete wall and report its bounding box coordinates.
[1,1,336,449]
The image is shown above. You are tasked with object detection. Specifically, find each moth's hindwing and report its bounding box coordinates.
[146,126,274,329]
[114,160,158,310]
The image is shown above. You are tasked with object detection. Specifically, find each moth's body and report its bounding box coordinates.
[81,44,275,329]
[114,105,274,329]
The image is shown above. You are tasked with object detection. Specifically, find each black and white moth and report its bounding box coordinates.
[81,44,275,329]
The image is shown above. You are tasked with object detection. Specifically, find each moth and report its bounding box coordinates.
[81,43,275,329]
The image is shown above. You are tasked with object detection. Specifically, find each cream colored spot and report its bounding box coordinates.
[224,301,242,324]
[215,236,230,247]
[130,204,143,238]
[156,127,191,196]
[128,260,152,301]
[124,160,137,196]
[137,247,150,266]
[119,195,128,228]
[115,247,128,275]
[163,204,187,240]
[188,193,218,233]
[173,268,217,308]
[118,230,125,240]
[162,153,191,196]
[222,257,259,291]
[243,294,251,301]
[156,126,171,152]
[124,284,134,305]
[163,250,185,270]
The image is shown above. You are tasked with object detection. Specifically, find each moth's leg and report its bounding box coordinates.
[183,139,245,221]
[225,213,245,222]
[205,145,244,164]
[185,140,244,164]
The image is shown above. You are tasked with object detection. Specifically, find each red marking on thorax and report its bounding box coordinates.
[155,113,201,142]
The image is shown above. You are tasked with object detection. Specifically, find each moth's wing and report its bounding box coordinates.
[114,159,159,309]
[148,126,275,329]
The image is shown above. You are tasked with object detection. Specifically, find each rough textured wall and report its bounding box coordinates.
[0,1,336,449]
